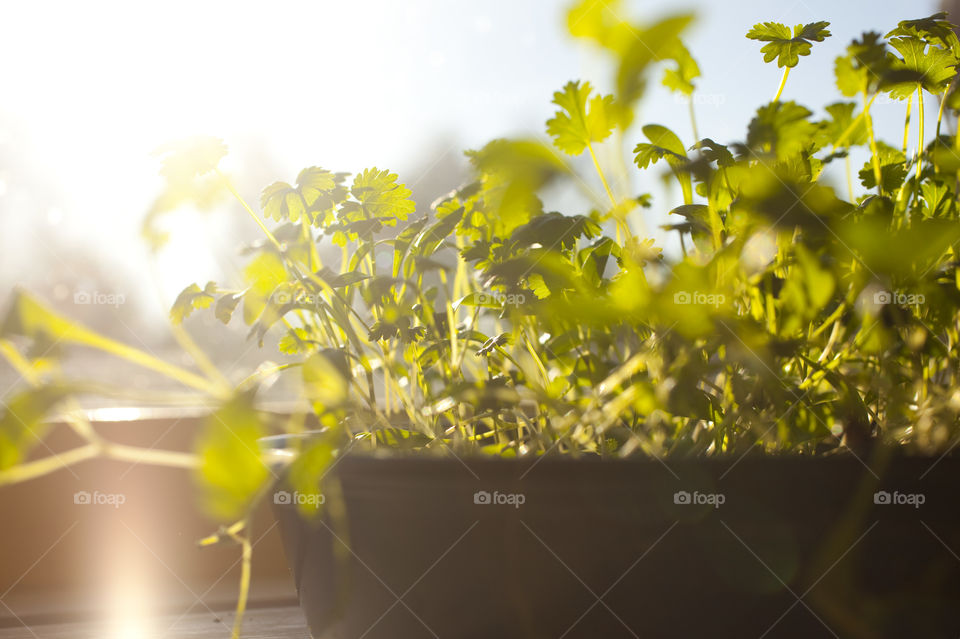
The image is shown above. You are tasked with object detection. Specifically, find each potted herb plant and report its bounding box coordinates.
[3,4,960,638]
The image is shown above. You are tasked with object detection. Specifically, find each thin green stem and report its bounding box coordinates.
[76,333,223,397]
[0,442,196,487]
[863,91,883,194]
[587,141,618,210]
[773,67,791,102]
[0,444,99,486]
[917,86,925,188]
[936,82,951,141]
[100,443,198,468]
[845,155,854,202]
[902,93,912,156]
[217,169,284,253]
[227,518,253,639]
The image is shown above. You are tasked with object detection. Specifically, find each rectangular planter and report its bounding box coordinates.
[271,452,960,638]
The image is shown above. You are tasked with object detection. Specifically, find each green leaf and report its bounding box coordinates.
[195,393,269,522]
[260,167,339,224]
[283,435,338,517]
[260,181,305,223]
[509,212,602,251]
[822,102,868,148]
[668,204,714,253]
[858,142,907,192]
[155,136,227,182]
[634,124,692,202]
[615,15,695,125]
[746,101,819,161]
[834,32,891,97]
[465,139,565,238]
[886,13,960,54]
[0,387,70,470]
[886,37,957,98]
[350,168,415,221]
[296,167,337,207]
[836,217,960,278]
[214,292,243,324]
[661,40,700,95]
[746,21,831,68]
[302,350,350,411]
[634,124,687,168]
[736,165,852,231]
[170,282,218,325]
[578,237,621,287]
[242,253,289,325]
[780,244,835,335]
[278,327,316,355]
[566,0,635,54]
[477,333,510,357]
[546,80,617,155]
[692,138,735,167]
[454,293,501,309]
[920,178,955,218]
[314,267,370,289]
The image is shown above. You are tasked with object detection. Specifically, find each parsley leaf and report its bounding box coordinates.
[886,37,956,98]
[886,13,960,55]
[155,136,227,181]
[661,40,701,95]
[260,166,340,224]
[546,80,617,155]
[746,21,831,68]
[170,281,218,325]
[350,168,415,220]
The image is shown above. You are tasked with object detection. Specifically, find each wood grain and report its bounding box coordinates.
[0,605,311,639]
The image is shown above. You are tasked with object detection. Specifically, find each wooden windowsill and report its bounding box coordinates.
[0,604,310,638]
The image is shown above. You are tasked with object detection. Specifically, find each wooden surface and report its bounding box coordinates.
[0,605,311,639]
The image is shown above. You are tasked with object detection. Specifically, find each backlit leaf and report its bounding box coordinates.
[546,80,617,155]
[0,387,70,470]
[155,136,227,181]
[351,168,415,221]
[746,21,831,68]
[171,282,218,325]
[195,393,269,522]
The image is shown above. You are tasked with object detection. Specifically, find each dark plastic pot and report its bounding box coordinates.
[265,443,960,639]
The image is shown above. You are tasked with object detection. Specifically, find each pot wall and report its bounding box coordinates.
[273,453,960,639]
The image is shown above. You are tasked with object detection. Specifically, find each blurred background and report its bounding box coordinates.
[0,0,939,389]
